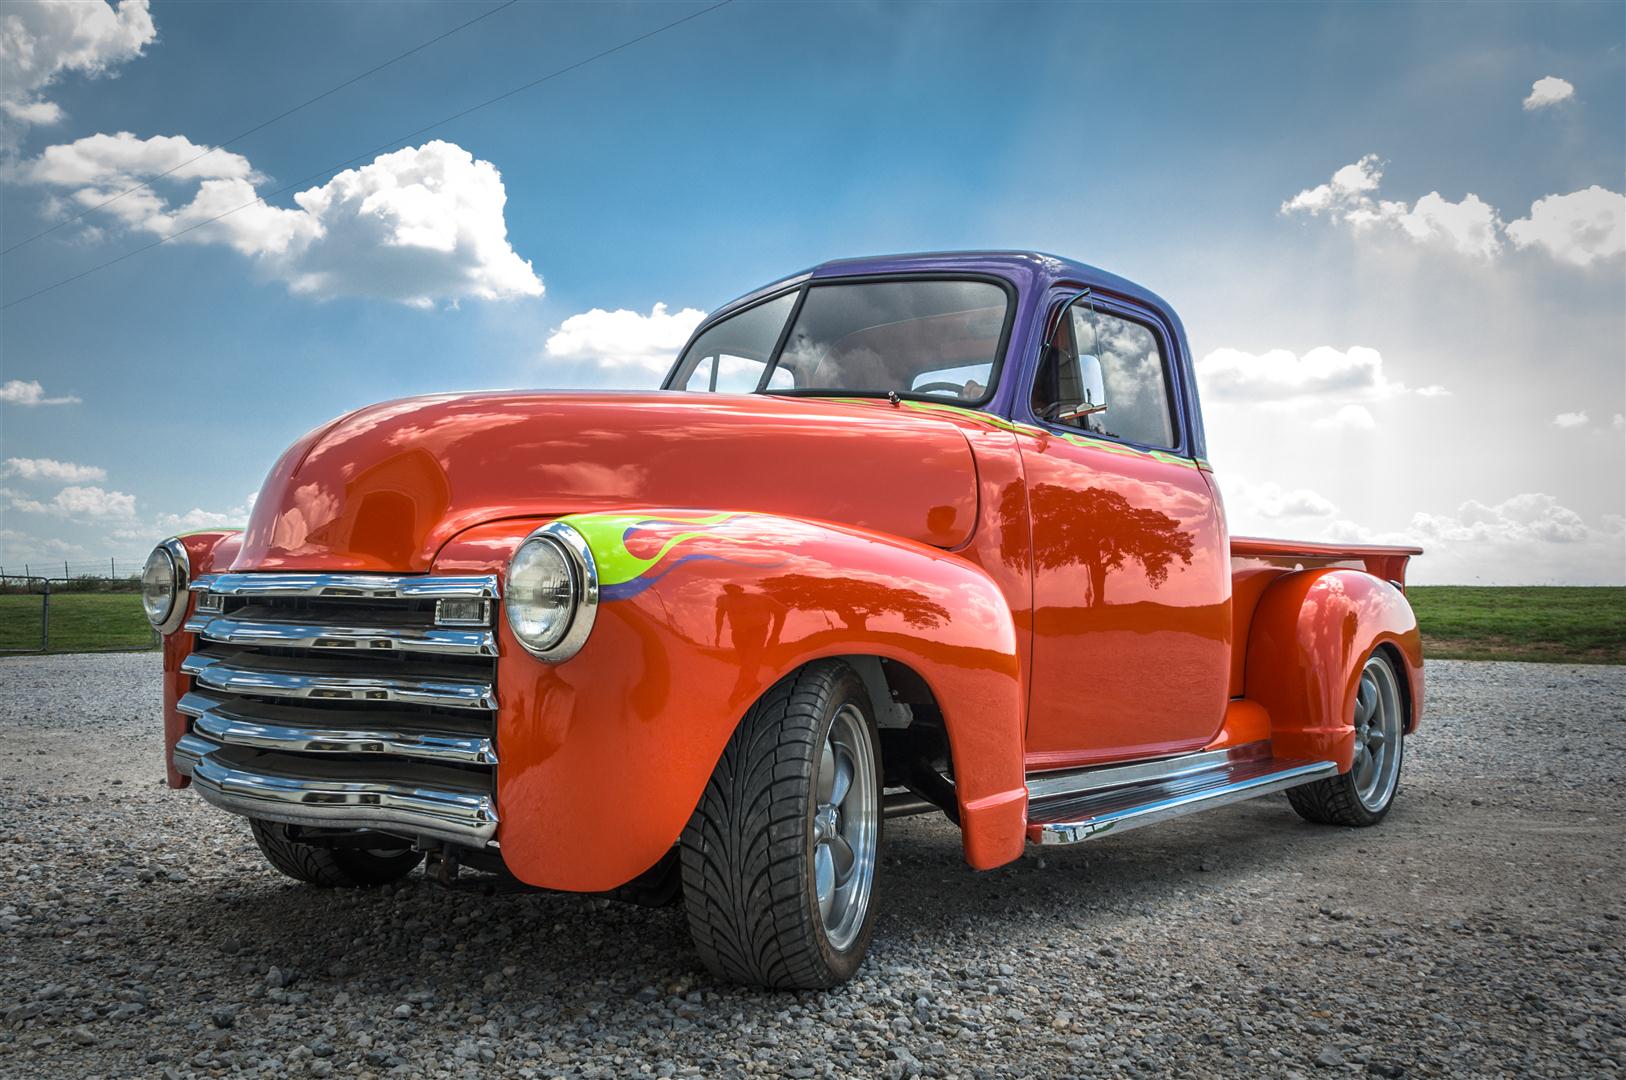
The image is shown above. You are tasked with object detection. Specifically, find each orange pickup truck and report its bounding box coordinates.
[144,252,1422,988]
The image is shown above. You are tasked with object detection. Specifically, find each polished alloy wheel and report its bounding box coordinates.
[813,703,879,951]
[1351,654,1403,812]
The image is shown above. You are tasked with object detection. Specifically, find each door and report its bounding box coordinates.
[1021,292,1230,770]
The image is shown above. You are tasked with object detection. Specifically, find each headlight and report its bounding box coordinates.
[505,522,598,661]
[142,538,190,635]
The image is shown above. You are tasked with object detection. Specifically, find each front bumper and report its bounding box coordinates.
[173,733,498,845]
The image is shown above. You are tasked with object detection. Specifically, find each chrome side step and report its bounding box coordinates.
[1026,742,1338,845]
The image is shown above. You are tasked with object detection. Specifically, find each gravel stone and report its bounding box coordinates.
[0,652,1622,1077]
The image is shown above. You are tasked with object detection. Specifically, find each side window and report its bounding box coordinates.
[670,291,797,393]
[1032,298,1176,450]
[683,354,793,392]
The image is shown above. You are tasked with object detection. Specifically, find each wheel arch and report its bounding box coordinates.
[1243,567,1424,771]
[484,509,1030,892]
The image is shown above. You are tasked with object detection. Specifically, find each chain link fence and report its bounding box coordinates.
[0,575,51,653]
[0,564,159,654]
[0,558,147,583]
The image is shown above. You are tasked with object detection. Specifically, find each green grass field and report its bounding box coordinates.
[1407,586,1625,664]
[1,585,1621,663]
[0,592,157,654]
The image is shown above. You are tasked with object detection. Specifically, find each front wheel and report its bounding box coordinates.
[680,660,882,989]
[1288,650,1406,826]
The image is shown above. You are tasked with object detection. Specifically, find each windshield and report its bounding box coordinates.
[666,278,1011,403]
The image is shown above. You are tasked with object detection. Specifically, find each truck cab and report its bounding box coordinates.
[145,251,1423,989]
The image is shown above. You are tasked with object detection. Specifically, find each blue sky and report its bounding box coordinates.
[1,0,1622,582]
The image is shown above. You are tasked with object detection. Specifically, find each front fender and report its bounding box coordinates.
[466,509,1028,891]
[1243,568,1424,772]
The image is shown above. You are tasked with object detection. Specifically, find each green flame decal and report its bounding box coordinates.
[558,510,744,591]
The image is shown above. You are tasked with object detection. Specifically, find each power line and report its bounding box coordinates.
[1,0,521,257]
[1,0,733,311]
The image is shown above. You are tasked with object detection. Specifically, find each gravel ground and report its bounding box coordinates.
[1,654,1622,1079]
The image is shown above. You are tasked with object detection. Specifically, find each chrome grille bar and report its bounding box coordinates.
[182,652,497,711]
[185,612,496,657]
[192,572,499,600]
[178,691,497,765]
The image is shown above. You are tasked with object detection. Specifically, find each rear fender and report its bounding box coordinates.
[1243,567,1424,772]
[479,509,1028,891]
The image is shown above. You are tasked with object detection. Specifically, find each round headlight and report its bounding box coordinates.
[142,539,189,634]
[505,523,598,661]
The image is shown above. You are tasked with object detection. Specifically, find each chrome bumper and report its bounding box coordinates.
[173,572,501,848]
[173,734,498,846]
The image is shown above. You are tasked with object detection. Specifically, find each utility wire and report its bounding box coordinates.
[1,0,521,257]
[1,0,733,311]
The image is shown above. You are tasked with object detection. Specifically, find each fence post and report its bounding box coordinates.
[65,560,70,580]
[42,580,51,653]
[111,557,117,577]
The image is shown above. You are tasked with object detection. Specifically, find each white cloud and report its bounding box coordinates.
[543,302,706,377]
[1553,411,1589,429]
[0,527,87,563]
[0,0,155,147]
[1279,155,1383,216]
[1314,403,1377,431]
[23,131,259,189]
[1615,414,1625,431]
[1218,477,1339,534]
[153,492,256,534]
[20,136,544,306]
[1284,157,1625,268]
[1523,76,1575,111]
[1281,154,1503,258]
[1196,345,1442,405]
[1385,191,1503,259]
[1410,493,1591,545]
[0,379,80,406]
[1,457,106,483]
[1505,186,1626,267]
[1324,494,1623,585]
[7,484,137,520]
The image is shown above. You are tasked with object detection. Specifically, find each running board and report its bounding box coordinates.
[1025,742,1338,846]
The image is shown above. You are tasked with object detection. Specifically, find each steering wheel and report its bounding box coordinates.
[911,381,968,396]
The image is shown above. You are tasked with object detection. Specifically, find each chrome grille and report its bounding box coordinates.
[173,573,500,846]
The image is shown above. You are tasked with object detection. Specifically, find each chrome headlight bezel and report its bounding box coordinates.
[142,537,191,635]
[504,521,598,662]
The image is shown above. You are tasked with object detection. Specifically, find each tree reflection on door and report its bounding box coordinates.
[1019,483,1194,606]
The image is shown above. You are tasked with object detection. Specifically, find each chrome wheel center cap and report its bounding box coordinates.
[814,804,841,843]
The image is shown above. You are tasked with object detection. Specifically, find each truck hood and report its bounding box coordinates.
[233,391,983,572]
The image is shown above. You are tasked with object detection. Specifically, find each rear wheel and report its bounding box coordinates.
[249,819,424,887]
[1288,650,1405,826]
[680,660,882,989]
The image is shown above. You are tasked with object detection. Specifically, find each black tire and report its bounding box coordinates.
[249,819,423,887]
[679,659,883,989]
[607,848,683,908]
[1287,651,1405,827]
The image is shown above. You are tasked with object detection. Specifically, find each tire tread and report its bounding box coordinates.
[679,660,875,989]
